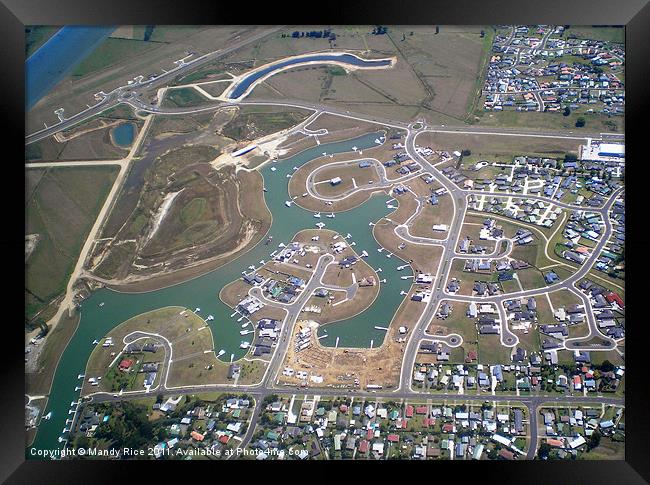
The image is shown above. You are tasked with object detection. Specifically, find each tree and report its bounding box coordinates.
[563,107,571,117]
[587,430,601,450]
[600,360,615,373]
[461,149,471,157]
[538,442,551,459]
[575,117,586,127]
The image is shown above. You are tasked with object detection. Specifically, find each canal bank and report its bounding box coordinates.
[29,131,413,455]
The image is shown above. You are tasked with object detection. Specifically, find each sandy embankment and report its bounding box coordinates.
[143,189,184,246]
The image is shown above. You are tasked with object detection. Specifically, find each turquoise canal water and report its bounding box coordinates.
[29,132,412,455]
[111,122,135,147]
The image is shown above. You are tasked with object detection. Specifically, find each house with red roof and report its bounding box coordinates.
[118,358,134,372]
[358,439,369,453]
[442,423,455,433]
[415,406,428,415]
[606,292,624,308]
[405,405,414,418]
[339,404,349,413]
[190,431,205,442]
[366,428,374,440]
[387,434,400,443]
[219,434,230,444]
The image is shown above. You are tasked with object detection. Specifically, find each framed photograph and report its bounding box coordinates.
[6,0,648,481]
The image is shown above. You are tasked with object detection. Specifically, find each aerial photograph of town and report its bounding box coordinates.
[25,25,625,461]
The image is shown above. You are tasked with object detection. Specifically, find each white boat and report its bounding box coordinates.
[259,260,265,265]
[350,242,356,246]
[376,268,383,273]
[375,138,381,144]
[386,253,392,258]
[400,290,407,296]
[293,166,298,171]
[92,340,99,345]
[206,315,214,321]
[43,412,52,420]
[77,374,84,379]
[271,166,277,171]
[352,146,358,151]
[316,222,325,229]
[346,233,352,239]
[240,341,250,349]
[98,302,105,307]
[361,250,368,258]
[263,187,268,192]
[240,329,254,335]
[237,316,244,322]
[217,349,226,357]
[314,212,321,218]
[58,437,64,443]
[195,307,201,313]
[75,386,81,391]
[70,401,77,407]
[285,201,293,207]
[241,322,249,328]
[326,213,335,218]
[380,278,387,283]
[401,276,411,280]
[248,265,255,270]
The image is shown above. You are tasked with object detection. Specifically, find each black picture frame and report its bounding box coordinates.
[7,0,649,482]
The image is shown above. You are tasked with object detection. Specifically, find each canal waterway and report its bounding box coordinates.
[228,53,392,99]
[29,131,412,455]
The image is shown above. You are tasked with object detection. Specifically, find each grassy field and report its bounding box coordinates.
[564,26,625,43]
[162,87,209,108]
[417,131,582,159]
[472,108,623,134]
[478,334,513,364]
[25,166,119,322]
[71,38,162,78]
[221,106,310,141]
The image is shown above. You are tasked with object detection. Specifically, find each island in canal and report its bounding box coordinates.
[25,25,625,462]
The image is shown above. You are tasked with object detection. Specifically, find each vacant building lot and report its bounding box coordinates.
[221,105,311,142]
[416,131,582,160]
[26,166,119,323]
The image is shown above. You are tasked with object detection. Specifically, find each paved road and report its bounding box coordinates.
[25,27,283,145]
